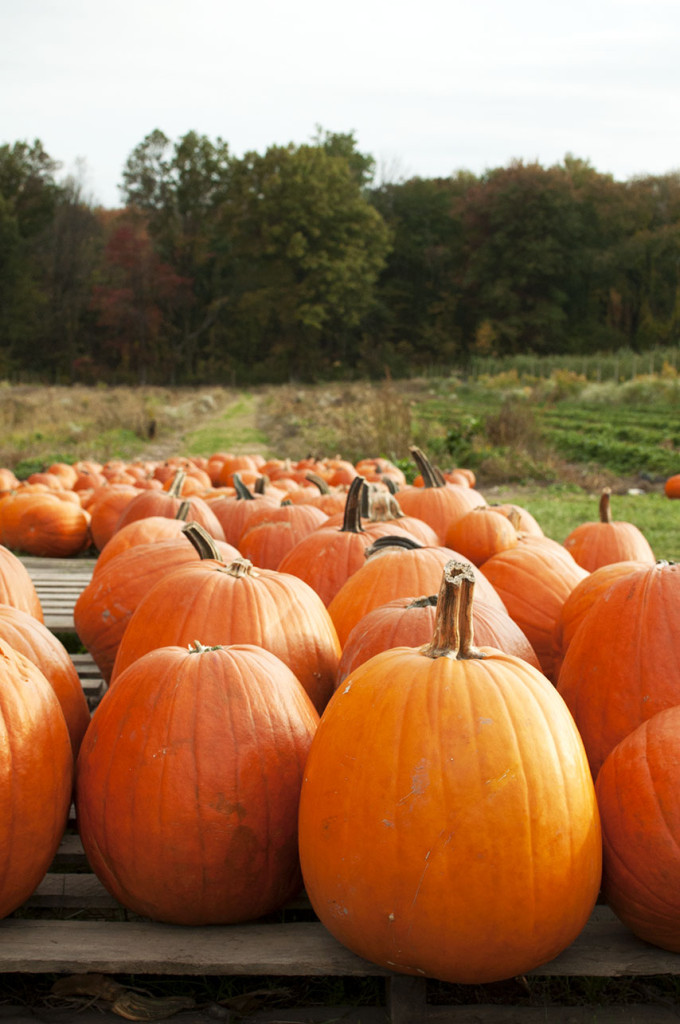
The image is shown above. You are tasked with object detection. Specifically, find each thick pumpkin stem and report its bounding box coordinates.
[366,490,406,523]
[181,522,257,577]
[409,446,444,489]
[599,487,613,523]
[421,560,485,661]
[340,475,366,534]
[232,473,256,500]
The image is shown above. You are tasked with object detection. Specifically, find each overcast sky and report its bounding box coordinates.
[3,0,679,207]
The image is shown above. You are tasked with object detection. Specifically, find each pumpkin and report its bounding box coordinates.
[394,447,487,543]
[207,473,282,547]
[109,524,341,714]
[0,545,44,621]
[562,488,655,571]
[552,560,646,678]
[76,642,318,924]
[444,506,519,566]
[0,491,91,557]
[327,535,506,648]
[237,501,329,570]
[277,478,416,606]
[664,474,680,499]
[336,590,540,687]
[0,604,90,756]
[557,560,680,778]
[0,639,73,918]
[596,705,680,951]
[75,533,239,682]
[480,538,588,683]
[298,561,601,984]
[87,484,139,552]
[114,470,226,541]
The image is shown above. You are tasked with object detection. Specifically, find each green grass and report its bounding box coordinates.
[486,485,680,562]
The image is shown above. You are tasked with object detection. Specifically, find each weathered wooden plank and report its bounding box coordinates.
[0,909,679,979]
[0,919,394,975]
[25,874,122,909]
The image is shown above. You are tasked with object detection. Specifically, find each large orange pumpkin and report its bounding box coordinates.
[0,639,73,918]
[480,538,588,682]
[327,535,506,648]
[557,560,680,778]
[596,705,680,951]
[109,525,341,714]
[76,642,318,925]
[298,562,601,984]
[0,604,90,756]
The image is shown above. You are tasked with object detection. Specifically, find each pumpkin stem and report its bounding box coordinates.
[176,500,191,522]
[421,560,485,661]
[365,534,423,558]
[182,522,257,577]
[340,475,366,534]
[599,487,613,523]
[366,490,406,523]
[306,472,331,495]
[167,469,186,497]
[409,446,444,490]
[233,473,256,501]
[187,640,224,653]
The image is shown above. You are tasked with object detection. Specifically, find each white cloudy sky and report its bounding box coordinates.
[3,0,679,207]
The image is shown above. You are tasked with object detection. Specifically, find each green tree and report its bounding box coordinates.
[218,139,391,381]
[456,161,591,359]
[0,139,63,375]
[120,129,233,380]
[369,174,472,373]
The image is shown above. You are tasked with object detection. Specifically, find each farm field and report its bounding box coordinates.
[1,370,678,558]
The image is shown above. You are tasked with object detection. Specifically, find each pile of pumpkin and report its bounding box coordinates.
[2,444,680,986]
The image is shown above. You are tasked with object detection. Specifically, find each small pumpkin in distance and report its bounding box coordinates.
[562,488,655,571]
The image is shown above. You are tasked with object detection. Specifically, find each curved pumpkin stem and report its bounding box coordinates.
[409,446,445,490]
[181,522,257,577]
[421,560,485,661]
[305,472,331,495]
[232,473,256,501]
[599,487,613,523]
[365,535,423,558]
[339,475,366,535]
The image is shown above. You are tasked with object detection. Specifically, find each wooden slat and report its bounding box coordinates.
[20,555,96,633]
[2,906,680,979]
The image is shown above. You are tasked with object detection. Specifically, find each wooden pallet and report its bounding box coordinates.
[6,815,680,1024]
[7,557,680,1022]
[20,554,96,633]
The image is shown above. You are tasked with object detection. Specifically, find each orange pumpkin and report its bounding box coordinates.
[557,561,680,778]
[299,562,601,984]
[394,447,487,543]
[596,705,680,951]
[0,639,73,918]
[76,641,318,924]
[562,488,655,571]
[0,604,90,756]
[109,525,341,714]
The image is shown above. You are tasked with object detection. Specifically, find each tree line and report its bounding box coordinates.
[1,129,679,385]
